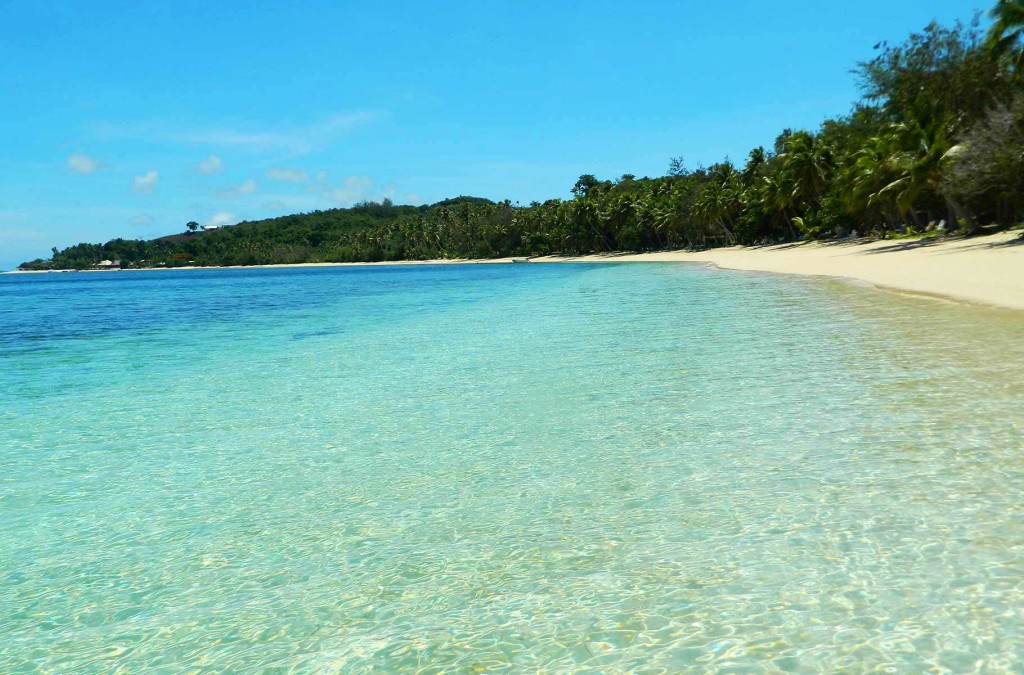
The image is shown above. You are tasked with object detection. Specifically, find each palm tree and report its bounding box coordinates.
[779,131,831,209]
[838,134,898,230]
[759,170,800,240]
[597,192,636,249]
[693,165,741,246]
[874,103,975,231]
[989,0,1024,71]
[741,147,768,183]
[652,183,697,248]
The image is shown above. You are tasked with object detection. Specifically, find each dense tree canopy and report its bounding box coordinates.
[20,3,1024,271]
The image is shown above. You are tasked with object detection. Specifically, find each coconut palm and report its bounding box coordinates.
[873,104,975,231]
[758,167,802,240]
[741,147,768,184]
[778,131,831,208]
[989,0,1024,71]
[693,165,742,245]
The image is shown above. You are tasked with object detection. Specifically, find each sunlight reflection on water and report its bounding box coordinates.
[1,264,1022,672]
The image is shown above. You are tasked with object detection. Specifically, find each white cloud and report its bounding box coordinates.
[236,179,257,195]
[255,194,320,213]
[324,175,376,205]
[207,212,236,227]
[67,153,98,174]
[183,130,289,149]
[267,167,308,183]
[133,170,159,194]
[131,214,153,226]
[198,155,223,175]
[90,111,380,156]
[311,175,410,207]
[216,178,258,199]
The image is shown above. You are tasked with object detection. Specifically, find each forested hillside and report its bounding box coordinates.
[20,6,1024,271]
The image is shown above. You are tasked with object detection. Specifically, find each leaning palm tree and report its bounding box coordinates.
[840,137,889,219]
[988,0,1024,71]
[873,103,976,232]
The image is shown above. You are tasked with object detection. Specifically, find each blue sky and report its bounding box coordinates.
[0,0,986,269]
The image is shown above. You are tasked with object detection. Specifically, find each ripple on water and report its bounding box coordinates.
[0,264,1023,671]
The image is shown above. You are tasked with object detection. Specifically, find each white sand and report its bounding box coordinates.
[8,231,1023,310]
[533,230,1024,311]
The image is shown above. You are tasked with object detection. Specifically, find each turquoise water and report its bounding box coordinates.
[1,263,1023,672]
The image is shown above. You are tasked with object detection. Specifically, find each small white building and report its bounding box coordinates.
[203,225,221,232]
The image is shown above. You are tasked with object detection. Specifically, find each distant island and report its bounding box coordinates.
[18,5,1024,271]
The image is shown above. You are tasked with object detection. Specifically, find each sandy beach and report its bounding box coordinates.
[535,230,1024,311]
[8,230,1023,311]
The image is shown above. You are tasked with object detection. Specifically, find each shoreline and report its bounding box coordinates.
[6,230,1023,311]
[534,229,1024,311]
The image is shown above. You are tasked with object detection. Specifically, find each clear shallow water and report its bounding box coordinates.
[1,264,1023,673]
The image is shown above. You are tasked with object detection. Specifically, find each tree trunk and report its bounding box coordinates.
[943,194,977,234]
[781,208,798,241]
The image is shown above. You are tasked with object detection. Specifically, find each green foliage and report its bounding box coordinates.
[859,16,1013,131]
[942,95,1024,225]
[988,0,1024,72]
